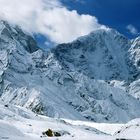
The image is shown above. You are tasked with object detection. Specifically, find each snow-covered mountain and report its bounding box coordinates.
[1,20,140,124]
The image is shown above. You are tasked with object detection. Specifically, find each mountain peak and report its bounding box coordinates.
[76,28,128,44]
[0,20,39,53]
[1,20,140,123]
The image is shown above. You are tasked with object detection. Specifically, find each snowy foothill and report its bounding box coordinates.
[0,101,111,140]
[0,101,140,140]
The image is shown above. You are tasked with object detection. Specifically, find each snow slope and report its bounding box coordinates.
[0,101,113,140]
[0,101,140,140]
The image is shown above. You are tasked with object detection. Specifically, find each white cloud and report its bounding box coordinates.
[0,0,106,43]
[126,24,139,35]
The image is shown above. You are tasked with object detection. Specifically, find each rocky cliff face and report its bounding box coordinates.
[1,21,140,123]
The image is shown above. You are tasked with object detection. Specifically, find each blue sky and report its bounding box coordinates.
[61,0,140,38]
[36,0,140,48]
[0,0,139,49]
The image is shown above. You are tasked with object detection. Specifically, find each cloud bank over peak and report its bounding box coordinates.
[0,0,106,44]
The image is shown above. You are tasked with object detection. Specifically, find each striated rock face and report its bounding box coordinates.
[1,20,140,123]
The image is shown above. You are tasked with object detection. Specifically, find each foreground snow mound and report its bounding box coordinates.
[0,20,140,122]
[0,101,140,140]
[0,101,113,140]
[114,118,140,139]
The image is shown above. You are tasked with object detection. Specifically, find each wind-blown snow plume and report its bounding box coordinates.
[0,0,106,43]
